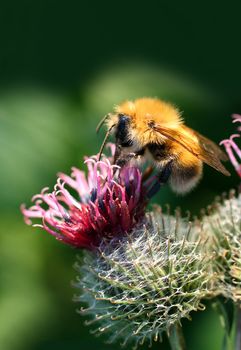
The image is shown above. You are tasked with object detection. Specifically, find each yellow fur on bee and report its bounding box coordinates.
[113,98,183,145]
[177,146,202,167]
[101,97,228,188]
[116,98,183,128]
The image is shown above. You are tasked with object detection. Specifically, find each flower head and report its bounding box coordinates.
[220,114,241,177]
[201,115,241,303]
[202,190,241,302]
[21,145,159,249]
[74,208,215,349]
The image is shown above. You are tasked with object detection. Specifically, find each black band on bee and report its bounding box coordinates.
[147,143,166,160]
[174,165,200,181]
[116,114,133,147]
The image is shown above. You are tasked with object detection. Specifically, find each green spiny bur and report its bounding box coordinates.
[74,209,216,349]
[203,190,241,304]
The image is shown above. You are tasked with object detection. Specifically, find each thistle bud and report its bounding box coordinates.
[202,190,241,303]
[214,116,241,302]
[74,209,215,349]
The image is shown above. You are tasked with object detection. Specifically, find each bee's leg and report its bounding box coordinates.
[146,161,173,198]
[158,160,173,185]
[116,152,137,167]
[115,148,145,167]
[113,144,122,164]
[142,166,154,181]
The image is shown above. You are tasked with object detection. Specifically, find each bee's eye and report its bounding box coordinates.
[118,114,130,123]
[116,114,131,146]
[120,139,133,147]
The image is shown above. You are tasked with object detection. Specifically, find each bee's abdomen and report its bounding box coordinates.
[169,162,203,195]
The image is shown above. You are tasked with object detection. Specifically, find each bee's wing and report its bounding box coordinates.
[184,126,228,161]
[154,125,230,176]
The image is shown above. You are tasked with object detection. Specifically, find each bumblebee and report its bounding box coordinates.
[97,98,229,194]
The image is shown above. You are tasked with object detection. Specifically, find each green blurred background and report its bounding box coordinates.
[1,1,241,349]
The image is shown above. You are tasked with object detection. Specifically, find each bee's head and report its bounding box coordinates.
[102,112,134,147]
[114,114,133,147]
[96,113,134,160]
[96,97,182,159]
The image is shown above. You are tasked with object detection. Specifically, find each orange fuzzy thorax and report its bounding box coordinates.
[116,98,182,128]
[114,98,183,144]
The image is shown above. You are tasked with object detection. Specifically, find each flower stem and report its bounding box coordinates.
[235,304,241,350]
[168,324,186,350]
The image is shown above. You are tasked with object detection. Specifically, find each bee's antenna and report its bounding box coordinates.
[96,114,110,134]
[98,124,116,161]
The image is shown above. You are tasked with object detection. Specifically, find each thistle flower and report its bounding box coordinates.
[21,145,159,249]
[205,117,241,302]
[220,114,241,178]
[74,208,215,349]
